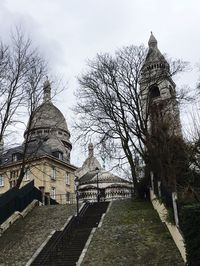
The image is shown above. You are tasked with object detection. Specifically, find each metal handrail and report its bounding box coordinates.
[33,202,90,265]
[33,215,75,265]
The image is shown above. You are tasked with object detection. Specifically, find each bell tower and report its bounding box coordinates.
[139,32,182,136]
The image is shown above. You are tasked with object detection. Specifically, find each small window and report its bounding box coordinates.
[52,151,63,160]
[9,170,18,188]
[12,153,22,162]
[51,166,56,180]
[58,152,63,160]
[66,172,70,186]
[58,131,62,135]
[0,176,4,187]
[12,154,18,162]
[51,187,56,199]
[10,170,19,179]
[149,85,160,99]
[44,129,49,133]
[24,167,31,181]
[10,180,16,188]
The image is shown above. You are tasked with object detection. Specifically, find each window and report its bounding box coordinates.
[10,170,19,188]
[51,187,56,199]
[52,151,63,160]
[0,176,4,187]
[10,170,19,179]
[12,153,22,162]
[66,172,70,186]
[149,85,160,98]
[24,167,31,181]
[51,166,56,180]
[58,152,63,160]
[12,154,18,162]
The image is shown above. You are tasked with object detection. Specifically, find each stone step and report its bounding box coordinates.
[32,202,109,266]
[0,204,76,265]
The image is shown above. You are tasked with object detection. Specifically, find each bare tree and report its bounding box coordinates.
[0,28,49,188]
[73,44,187,196]
[15,53,48,187]
[0,28,43,145]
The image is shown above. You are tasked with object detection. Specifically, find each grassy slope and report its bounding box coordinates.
[82,200,184,266]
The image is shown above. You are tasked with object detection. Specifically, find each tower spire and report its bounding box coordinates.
[43,77,51,102]
[88,142,94,158]
[148,31,157,49]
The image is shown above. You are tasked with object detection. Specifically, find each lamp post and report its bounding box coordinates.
[75,176,79,217]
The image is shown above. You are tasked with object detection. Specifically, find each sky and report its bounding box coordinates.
[1,0,200,166]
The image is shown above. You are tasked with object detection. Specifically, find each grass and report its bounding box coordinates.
[82,199,184,266]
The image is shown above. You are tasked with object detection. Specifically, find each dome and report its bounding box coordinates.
[28,101,69,134]
[24,79,72,163]
[24,80,70,140]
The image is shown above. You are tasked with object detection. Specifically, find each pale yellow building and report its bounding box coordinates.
[0,80,77,203]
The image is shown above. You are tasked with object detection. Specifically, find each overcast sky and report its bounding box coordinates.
[1,0,200,165]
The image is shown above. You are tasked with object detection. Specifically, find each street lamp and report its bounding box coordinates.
[95,167,100,202]
[75,176,79,217]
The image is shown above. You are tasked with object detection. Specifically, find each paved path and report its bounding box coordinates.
[82,200,184,266]
[0,204,75,266]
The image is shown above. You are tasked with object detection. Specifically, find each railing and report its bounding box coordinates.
[35,216,76,266]
[51,193,77,205]
[51,191,132,205]
[79,191,132,202]
[32,202,91,265]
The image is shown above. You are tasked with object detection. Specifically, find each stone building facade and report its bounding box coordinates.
[76,143,133,202]
[0,80,76,203]
[140,32,182,136]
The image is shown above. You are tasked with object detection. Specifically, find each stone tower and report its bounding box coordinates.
[139,32,182,136]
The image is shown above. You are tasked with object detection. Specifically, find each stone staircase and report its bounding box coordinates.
[0,204,76,266]
[30,202,109,266]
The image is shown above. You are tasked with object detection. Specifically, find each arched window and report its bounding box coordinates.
[149,85,160,98]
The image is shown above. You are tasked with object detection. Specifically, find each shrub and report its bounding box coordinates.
[180,204,200,266]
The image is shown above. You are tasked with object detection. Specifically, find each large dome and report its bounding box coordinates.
[28,101,70,134]
[24,80,72,163]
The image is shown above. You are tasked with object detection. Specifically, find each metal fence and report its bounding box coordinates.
[51,190,133,205]
[0,181,57,225]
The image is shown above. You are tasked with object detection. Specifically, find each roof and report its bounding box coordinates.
[25,101,69,135]
[141,32,169,73]
[0,137,74,167]
[79,169,131,185]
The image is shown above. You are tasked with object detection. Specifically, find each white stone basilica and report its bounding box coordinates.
[76,143,133,202]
